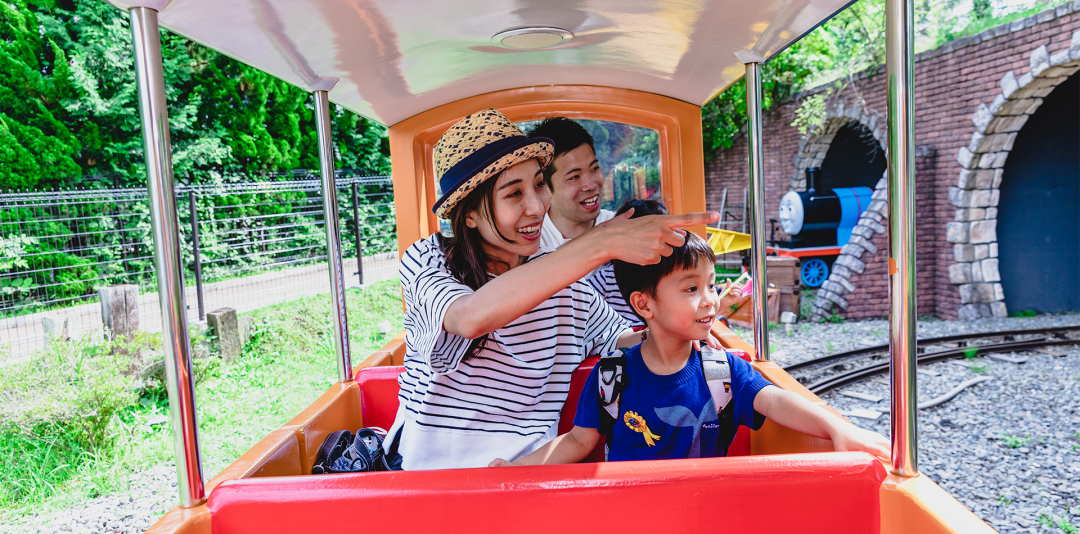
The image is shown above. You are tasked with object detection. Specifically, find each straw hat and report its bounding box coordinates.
[432,109,553,219]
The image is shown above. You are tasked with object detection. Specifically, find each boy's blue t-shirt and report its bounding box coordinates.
[573,343,773,461]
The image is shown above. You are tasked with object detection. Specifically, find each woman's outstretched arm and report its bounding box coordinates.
[443,212,720,339]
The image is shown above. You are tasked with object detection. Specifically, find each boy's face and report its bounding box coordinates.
[547,143,605,225]
[632,260,719,342]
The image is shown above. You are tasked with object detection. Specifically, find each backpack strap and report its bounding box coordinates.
[699,346,733,414]
[596,348,629,454]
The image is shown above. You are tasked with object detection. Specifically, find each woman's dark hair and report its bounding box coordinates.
[436,169,520,360]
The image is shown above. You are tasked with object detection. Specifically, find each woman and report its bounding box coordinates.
[385,109,719,470]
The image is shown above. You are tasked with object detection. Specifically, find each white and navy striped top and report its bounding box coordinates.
[587,263,644,328]
[385,234,631,470]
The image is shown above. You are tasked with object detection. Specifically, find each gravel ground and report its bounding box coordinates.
[7,314,1080,533]
[763,314,1080,534]
[4,465,178,534]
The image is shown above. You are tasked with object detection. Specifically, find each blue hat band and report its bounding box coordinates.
[433,135,550,215]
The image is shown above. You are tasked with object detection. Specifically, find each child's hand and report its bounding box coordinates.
[829,424,892,461]
[488,458,516,467]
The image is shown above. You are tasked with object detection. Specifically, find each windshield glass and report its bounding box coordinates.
[516,119,662,212]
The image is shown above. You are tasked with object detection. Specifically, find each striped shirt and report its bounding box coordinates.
[586,264,644,328]
[386,234,631,470]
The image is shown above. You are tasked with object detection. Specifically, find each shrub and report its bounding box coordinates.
[0,333,148,505]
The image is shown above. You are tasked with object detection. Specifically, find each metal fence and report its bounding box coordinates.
[0,171,398,360]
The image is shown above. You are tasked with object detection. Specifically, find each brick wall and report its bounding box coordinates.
[705,4,1080,320]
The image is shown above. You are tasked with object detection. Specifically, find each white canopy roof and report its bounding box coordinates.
[109,0,851,125]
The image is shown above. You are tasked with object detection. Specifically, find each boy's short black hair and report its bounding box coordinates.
[525,117,595,184]
[615,198,668,218]
[612,231,716,321]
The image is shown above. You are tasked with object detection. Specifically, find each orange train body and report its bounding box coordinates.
[145,323,995,534]
[140,87,993,534]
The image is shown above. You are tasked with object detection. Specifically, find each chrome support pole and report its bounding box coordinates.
[130,7,205,507]
[886,0,919,477]
[737,53,770,362]
[313,90,353,382]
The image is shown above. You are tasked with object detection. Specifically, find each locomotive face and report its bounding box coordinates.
[779,191,804,235]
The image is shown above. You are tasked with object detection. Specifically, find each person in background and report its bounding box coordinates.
[526,117,614,252]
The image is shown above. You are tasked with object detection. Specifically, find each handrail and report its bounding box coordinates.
[885,0,919,478]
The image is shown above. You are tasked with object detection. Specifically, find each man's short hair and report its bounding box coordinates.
[613,231,716,321]
[526,117,595,184]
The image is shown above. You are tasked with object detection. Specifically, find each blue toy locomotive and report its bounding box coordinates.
[773,168,873,287]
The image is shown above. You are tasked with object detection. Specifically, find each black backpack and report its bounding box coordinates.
[311,428,398,474]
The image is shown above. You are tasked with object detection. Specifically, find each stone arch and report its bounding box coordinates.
[946,33,1080,320]
[786,101,892,322]
[788,101,887,191]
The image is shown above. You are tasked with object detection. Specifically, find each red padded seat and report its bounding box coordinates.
[208,452,886,534]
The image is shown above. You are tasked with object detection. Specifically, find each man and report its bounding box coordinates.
[526,117,615,251]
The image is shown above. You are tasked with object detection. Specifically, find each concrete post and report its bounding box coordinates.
[99,284,140,340]
[42,315,71,349]
[206,308,241,362]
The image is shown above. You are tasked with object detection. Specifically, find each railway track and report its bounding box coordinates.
[784,326,1080,395]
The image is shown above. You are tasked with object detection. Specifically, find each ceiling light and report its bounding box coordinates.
[492,27,573,50]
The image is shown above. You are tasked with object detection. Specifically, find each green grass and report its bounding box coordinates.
[0,280,403,521]
[999,433,1032,449]
[1039,514,1078,534]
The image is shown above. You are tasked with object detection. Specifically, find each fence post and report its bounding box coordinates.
[99,283,139,342]
[352,182,364,286]
[189,190,205,320]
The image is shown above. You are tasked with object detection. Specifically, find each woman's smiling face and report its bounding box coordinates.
[465,158,550,273]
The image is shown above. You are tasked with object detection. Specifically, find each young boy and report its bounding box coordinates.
[490,232,891,465]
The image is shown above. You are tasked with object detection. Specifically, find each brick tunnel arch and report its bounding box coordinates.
[946,34,1080,320]
[786,103,894,322]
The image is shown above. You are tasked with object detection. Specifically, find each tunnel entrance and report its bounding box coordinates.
[998,72,1080,314]
[819,122,887,191]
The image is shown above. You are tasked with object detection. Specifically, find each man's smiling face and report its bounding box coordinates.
[547,143,605,226]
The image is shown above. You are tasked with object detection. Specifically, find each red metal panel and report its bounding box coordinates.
[767,246,842,258]
[355,366,406,431]
[209,452,886,534]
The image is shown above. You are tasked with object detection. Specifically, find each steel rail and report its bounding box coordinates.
[784,326,1080,373]
[804,337,1079,395]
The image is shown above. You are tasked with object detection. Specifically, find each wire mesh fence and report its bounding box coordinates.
[1,171,398,360]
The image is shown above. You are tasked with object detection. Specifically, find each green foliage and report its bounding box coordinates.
[1039,514,1079,534]
[0,281,404,518]
[702,50,821,158]
[701,0,1075,154]
[963,346,979,359]
[791,93,829,137]
[0,332,156,507]
[999,433,1032,448]
[1010,309,1038,318]
[969,361,989,373]
[0,0,390,190]
[997,495,1011,505]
